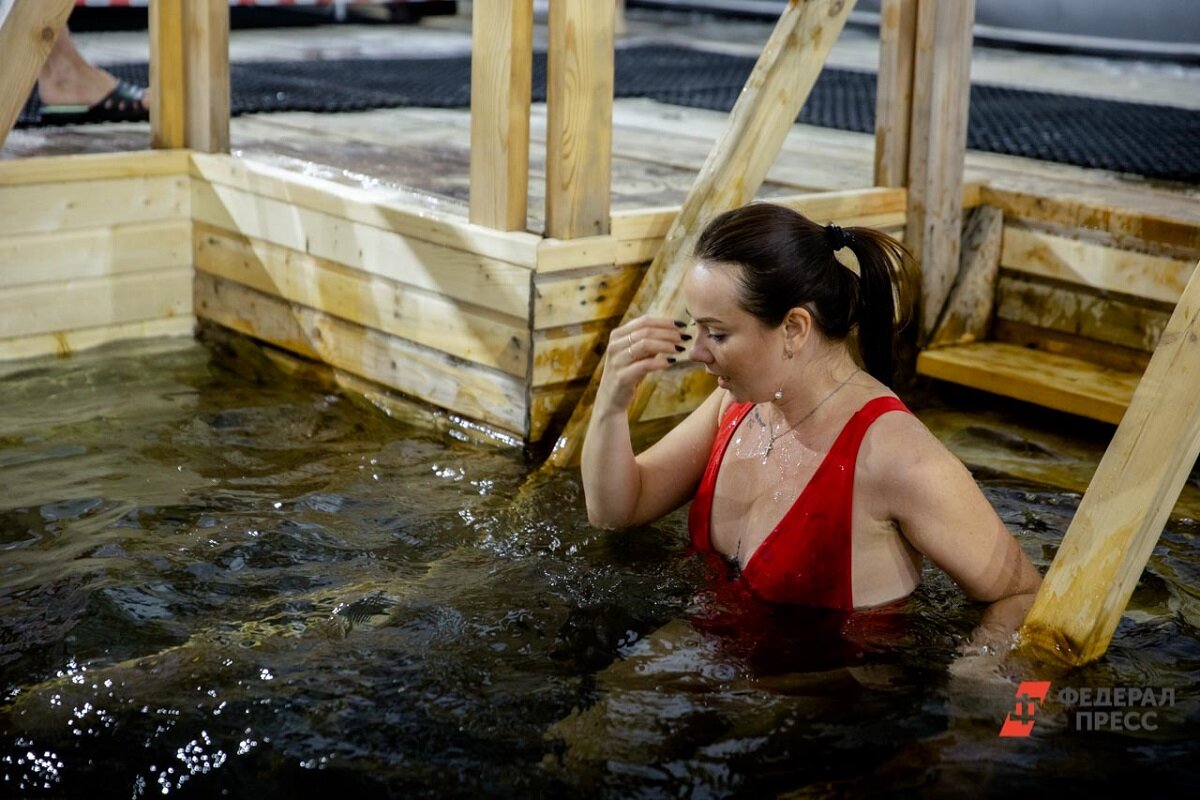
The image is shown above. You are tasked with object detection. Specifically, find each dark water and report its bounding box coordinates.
[0,338,1196,798]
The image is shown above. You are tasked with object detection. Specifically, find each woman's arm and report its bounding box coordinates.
[581,317,722,529]
[869,414,1042,628]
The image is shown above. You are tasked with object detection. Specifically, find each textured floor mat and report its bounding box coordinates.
[18,43,1199,183]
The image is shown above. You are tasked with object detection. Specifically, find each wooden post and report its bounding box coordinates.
[927,205,1001,348]
[545,0,615,239]
[0,0,75,150]
[150,0,230,153]
[469,0,533,231]
[905,0,975,339]
[873,0,918,187]
[1020,260,1200,667]
[547,0,859,467]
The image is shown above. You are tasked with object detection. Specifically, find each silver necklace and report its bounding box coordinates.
[756,368,860,459]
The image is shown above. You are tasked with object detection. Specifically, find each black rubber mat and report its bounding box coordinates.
[18,43,1200,183]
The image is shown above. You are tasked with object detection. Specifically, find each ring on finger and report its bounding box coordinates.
[626,333,634,357]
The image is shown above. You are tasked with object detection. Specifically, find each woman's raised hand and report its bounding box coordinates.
[597,317,689,411]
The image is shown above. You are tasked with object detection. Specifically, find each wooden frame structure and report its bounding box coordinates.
[1,0,1198,665]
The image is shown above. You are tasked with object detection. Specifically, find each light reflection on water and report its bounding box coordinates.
[0,338,1196,798]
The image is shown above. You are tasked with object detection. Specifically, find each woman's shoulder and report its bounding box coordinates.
[855,393,947,482]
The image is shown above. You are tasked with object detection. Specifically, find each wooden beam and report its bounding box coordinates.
[916,341,1138,425]
[0,0,75,150]
[906,0,976,338]
[979,184,1200,257]
[928,205,1001,348]
[991,319,1152,376]
[545,0,615,239]
[190,153,541,268]
[995,273,1170,354]
[194,223,531,378]
[1001,226,1196,306]
[0,175,189,236]
[0,267,193,340]
[191,181,533,318]
[874,0,918,187]
[547,0,858,466]
[0,150,190,186]
[469,0,533,231]
[150,0,229,152]
[195,274,528,435]
[0,219,191,289]
[0,317,194,363]
[1020,261,1200,666]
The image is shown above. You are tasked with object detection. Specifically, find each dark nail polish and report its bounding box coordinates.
[666,357,677,364]
[674,345,685,352]
[680,334,693,341]
[674,320,687,328]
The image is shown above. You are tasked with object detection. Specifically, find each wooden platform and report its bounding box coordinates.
[2,91,1199,438]
[2,7,1198,442]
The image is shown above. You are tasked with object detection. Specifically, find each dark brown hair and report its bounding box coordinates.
[694,202,916,386]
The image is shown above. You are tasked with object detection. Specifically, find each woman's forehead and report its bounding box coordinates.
[683,262,746,320]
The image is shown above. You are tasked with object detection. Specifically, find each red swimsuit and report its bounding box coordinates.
[688,395,912,610]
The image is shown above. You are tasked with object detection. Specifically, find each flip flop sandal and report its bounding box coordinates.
[39,79,149,125]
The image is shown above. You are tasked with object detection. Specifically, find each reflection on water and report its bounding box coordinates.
[0,339,1196,798]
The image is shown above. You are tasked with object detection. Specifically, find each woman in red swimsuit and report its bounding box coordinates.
[581,202,1042,649]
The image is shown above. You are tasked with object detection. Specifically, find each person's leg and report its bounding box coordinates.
[37,26,148,116]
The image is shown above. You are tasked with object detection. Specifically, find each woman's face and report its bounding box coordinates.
[682,261,782,403]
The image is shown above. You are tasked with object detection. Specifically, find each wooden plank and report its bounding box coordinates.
[469,0,533,231]
[640,363,717,422]
[1020,262,1200,666]
[0,219,192,289]
[874,0,918,187]
[992,318,1152,375]
[531,318,618,386]
[609,187,908,242]
[1002,225,1196,306]
[979,184,1200,258]
[548,0,859,466]
[928,205,1002,348]
[150,0,186,150]
[545,0,615,238]
[250,340,524,449]
[0,0,75,150]
[916,341,1139,425]
[995,273,1171,353]
[191,181,533,318]
[0,150,190,186]
[0,175,189,237]
[194,274,528,435]
[906,0,976,338]
[533,264,643,329]
[0,317,194,363]
[190,153,540,267]
[0,267,193,339]
[151,0,230,152]
[529,381,587,443]
[536,235,618,274]
[194,224,530,378]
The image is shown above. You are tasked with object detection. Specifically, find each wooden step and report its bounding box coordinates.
[916,341,1142,425]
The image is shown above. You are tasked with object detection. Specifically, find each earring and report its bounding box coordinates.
[774,387,784,401]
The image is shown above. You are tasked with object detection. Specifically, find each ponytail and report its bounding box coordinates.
[834,225,915,386]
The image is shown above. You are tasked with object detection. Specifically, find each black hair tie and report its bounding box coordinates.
[825,223,850,251]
